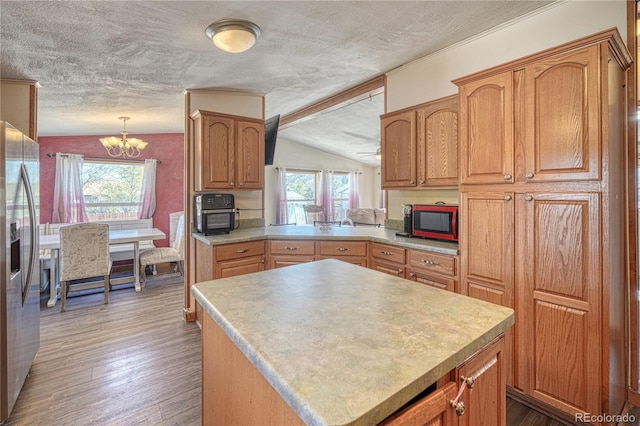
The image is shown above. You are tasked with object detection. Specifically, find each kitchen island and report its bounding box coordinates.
[192,259,514,425]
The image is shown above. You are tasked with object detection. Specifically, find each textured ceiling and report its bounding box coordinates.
[1,1,553,165]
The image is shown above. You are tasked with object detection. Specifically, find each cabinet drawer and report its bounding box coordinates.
[407,269,455,292]
[270,240,315,256]
[409,250,456,277]
[318,241,367,257]
[371,259,405,278]
[371,243,406,264]
[215,240,266,261]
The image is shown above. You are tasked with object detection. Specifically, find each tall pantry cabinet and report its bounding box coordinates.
[454,29,631,420]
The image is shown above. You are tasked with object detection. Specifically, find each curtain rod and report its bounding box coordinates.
[275,166,361,174]
[46,153,161,164]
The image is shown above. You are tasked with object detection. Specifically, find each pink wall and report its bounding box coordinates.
[38,133,184,248]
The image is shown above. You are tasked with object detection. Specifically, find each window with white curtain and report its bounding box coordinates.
[82,159,144,221]
[283,170,351,223]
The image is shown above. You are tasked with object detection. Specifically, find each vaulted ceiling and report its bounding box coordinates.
[1,1,553,165]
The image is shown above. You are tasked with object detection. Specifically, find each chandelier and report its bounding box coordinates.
[99,117,149,158]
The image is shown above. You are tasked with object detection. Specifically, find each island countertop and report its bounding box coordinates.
[192,259,514,425]
[191,225,459,255]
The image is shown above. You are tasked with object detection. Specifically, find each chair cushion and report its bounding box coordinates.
[346,209,377,225]
[140,247,181,267]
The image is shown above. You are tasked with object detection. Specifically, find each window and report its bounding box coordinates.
[82,160,145,221]
[285,171,318,224]
[284,170,352,224]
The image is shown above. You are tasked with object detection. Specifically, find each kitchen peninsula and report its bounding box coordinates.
[192,259,514,425]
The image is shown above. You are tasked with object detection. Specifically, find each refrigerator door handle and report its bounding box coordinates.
[20,163,37,306]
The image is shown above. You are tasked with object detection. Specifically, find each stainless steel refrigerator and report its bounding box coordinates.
[0,121,40,423]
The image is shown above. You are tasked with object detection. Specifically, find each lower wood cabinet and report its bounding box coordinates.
[269,240,315,269]
[406,249,457,292]
[213,240,266,279]
[370,243,406,277]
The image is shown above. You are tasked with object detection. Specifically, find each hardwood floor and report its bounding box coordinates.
[4,265,593,425]
[5,267,201,426]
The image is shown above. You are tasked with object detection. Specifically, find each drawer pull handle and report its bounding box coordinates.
[336,247,349,252]
[235,249,249,253]
[421,259,440,266]
[450,355,497,416]
[285,246,299,251]
[381,251,393,256]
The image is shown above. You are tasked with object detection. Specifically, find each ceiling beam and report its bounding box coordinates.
[279,75,385,129]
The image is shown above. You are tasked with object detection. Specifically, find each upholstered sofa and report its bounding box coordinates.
[342,208,386,226]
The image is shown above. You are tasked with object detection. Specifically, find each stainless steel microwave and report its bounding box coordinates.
[193,193,235,235]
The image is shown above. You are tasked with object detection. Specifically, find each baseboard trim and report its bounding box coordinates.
[506,388,577,426]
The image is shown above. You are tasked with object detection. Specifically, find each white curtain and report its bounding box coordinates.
[349,171,360,209]
[52,153,88,223]
[138,159,158,219]
[319,170,335,221]
[275,167,288,224]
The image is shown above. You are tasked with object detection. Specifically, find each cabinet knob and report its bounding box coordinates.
[336,247,349,252]
[260,259,265,264]
[526,172,534,179]
[285,246,299,251]
[503,174,512,181]
[229,182,234,186]
[397,269,403,275]
[504,195,512,201]
[525,195,533,201]
[239,182,244,187]
[410,180,415,185]
[419,179,425,185]
[453,401,466,416]
[409,272,415,278]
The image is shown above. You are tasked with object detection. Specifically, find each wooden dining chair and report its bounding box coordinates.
[58,223,112,312]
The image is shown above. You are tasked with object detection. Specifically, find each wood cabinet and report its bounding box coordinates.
[407,249,457,293]
[370,242,405,278]
[268,240,315,269]
[316,240,368,267]
[381,95,459,189]
[416,95,459,187]
[455,30,630,419]
[191,110,264,191]
[380,110,416,188]
[214,240,266,279]
[0,79,38,140]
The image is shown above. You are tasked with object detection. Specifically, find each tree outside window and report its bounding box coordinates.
[285,171,318,224]
[82,160,144,221]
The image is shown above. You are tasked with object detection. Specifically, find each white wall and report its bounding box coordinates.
[384,0,627,220]
[264,137,380,225]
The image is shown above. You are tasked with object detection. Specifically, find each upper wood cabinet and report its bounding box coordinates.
[192,110,264,191]
[381,95,459,189]
[458,44,602,185]
[523,46,601,182]
[380,110,416,188]
[458,71,514,185]
[417,95,459,187]
[1,79,38,141]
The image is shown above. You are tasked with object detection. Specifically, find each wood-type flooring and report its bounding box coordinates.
[4,264,626,425]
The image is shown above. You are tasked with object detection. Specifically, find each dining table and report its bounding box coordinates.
[40,227,166,308]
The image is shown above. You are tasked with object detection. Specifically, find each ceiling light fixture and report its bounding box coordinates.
[99,117,148,158]
[375,147,382,161]
[205,19,261,53]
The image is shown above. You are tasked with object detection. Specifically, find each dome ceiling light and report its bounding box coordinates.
[205,19,261,53]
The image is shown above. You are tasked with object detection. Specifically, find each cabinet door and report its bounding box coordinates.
[236,120,264,189]
[201,114,235,189]
[515,192,601,415]
[417,96,459,187]
[460,191,514,387]
[215,256,265,278]
[456,336,506,426]
[459,71,514,184]
[380,381,457,426]
[523,46,601,182]
[381,110,417,188]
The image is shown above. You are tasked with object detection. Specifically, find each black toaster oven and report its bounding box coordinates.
[193,193,235,235]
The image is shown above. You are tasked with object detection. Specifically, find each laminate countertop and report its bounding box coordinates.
[191,225,459,256]
[192,259,514,425]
